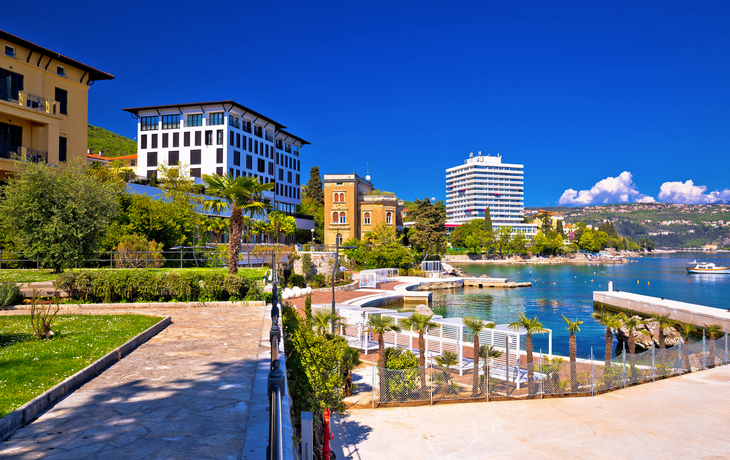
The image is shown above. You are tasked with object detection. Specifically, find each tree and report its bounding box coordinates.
[313,309,343,336]
[463,316,495,396]
[555,219,564,236]
[510,232,528,255]
[268,211,297,243]
[304,294,313,329]
[479,344,504,388]
[677,323,695,373]
[202,173,273,274]
[495,226,512,256]
[409,198,447,262]
[367,315,402,399]
[591,311,623,366]
[562,315,584,393]
[650,313,673,352]
[704,324,723,366]
[207,218,229,244]
[508,313,547,393]
[304,166,324,206]
[0,160,121,272]
[620,315,646,364]
[401,312,440,390]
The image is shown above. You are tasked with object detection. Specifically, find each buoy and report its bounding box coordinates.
[637,280,639,284]
[687,279,689,283]
[648,281,650,286]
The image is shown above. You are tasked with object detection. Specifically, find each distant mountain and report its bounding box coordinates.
[87,124,137,158]
[710,200,730,205]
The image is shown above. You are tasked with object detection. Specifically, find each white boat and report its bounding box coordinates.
[687,261,730,274]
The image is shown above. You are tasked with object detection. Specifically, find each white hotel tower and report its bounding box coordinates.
[445,152,537,237]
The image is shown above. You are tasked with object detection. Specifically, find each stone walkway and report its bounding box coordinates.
[0,304,266,460]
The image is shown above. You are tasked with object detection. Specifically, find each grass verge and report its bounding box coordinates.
[0,267,266,285]
[0,314,162,418]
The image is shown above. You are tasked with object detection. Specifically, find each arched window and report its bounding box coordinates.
[363,212,371,225]
[332,212,338,223]
[340,193,345,202]
[334,193,340,203]
[386,212,392,224]
[339,212,346,224]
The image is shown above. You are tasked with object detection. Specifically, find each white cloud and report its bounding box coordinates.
[657,180,730,204]
[558,171,654,206]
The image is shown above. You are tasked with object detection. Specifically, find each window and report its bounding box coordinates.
[254,125,263,138]
[162,133,168,148]
[387,212,392,224]
[208,112,224,125]
[254,141,258,155]
[173,132,179,148]
[287,171,292,183]
[141,116,158,131]
[276,139,283,149]
[146,170,156,179]
[332,212,338,223]
[190,149,201,165]
[191,168,201,178]
[217,129,223,145]
[336,234,343,246]
[4,45,15,58]
[268,162,274,175]
[151,134,158,149]
[187,114,202,127]
[216,148,223,163]
[248,137,252,152]
[339,212,347,224]
[147,152,157,167]
[162,115,180,129]
[279,169,284,181]
[141,135,147,149]
[55,88,68,115]
[246,154,252,169]
[236,133,241,148]
[184,132,190,147]
[296,174,300,185]
[205,130,213,145]
[216,167,223,175]
[364,212,371,225]
[168,151,179,165]
[56,66,66,78]
[0,69,23,102]
[230,131,235,146]
[258,158,265,173]
[233,150,240,166]
[194,131,201,146]
[59,136,67,162]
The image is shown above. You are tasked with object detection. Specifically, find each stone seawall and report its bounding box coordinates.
[311,280,360,293]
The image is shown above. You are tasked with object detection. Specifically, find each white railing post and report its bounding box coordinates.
[702,331,706,370]
[372,355,375,409]
[590,347,594,397]
[622,342,626,389]
[301,412,313,460]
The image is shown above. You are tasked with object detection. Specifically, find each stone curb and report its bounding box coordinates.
[310,280,359,293]
[0,314,172,441]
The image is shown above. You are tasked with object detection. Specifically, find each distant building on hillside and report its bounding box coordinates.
[323,173,404,246]
[123,101,308,216]
[0,29,114,181]
[445,152,536,237]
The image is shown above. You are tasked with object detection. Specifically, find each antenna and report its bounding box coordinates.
[469,152,474,158]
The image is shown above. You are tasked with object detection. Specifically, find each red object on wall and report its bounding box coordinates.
[323,409,333,460]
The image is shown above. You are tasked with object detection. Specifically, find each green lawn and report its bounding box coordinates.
[0,267,266,285]
[0,314,163,417]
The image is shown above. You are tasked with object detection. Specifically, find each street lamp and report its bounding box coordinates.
[310,228,315,249]
[331,232,356,335]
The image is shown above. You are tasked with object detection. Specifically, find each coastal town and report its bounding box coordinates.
[2,4,730,460]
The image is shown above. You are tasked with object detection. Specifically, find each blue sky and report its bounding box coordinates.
[7,1,730,206]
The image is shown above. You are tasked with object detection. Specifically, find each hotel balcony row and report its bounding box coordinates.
[0,144,48,163]
[1,90,60,116]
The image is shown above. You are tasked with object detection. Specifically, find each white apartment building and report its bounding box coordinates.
[123,100,308,214]
[445,152,537,237]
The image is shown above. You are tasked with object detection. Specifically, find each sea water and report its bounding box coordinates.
[393,252,730,358]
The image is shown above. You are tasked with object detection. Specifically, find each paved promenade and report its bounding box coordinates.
[0,305,266,459]
[332,364,730,459]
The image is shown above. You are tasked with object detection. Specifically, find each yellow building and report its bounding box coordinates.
[324,173,404,246]
[0,29,114,181]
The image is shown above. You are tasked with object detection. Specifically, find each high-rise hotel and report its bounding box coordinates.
[123,101,308,215]
[445,152,537,237]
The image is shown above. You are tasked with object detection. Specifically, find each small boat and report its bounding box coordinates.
[687,261,730,274]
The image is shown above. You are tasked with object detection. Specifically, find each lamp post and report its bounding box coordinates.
[310,228,315,249]
[331,232,355,335]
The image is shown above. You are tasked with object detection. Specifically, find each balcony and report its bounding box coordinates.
[1,90,59,115]
[0,144,48,163]
[265,132,273,142]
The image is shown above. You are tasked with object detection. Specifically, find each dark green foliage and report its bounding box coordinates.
[311,274,326,288]
[54,269,265,303]
[87,124,137,158]
[384,347,419,370]
[304,294,313,328]
[304,166,324,206]
[0,282,23,307]
[301,253,313,280]
[408,198,447,262]
[555,219,564,236]
[288,273,307,288]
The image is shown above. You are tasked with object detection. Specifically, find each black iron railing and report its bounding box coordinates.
[267,265,286,460]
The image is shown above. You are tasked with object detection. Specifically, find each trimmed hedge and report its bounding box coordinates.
[54,270,266,303]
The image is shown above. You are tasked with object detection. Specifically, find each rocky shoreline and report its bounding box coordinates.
[443,252,640,266]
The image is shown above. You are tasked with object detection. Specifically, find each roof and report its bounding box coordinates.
[278,129,310,146]
[123,100,288,130]
[113,154,137,160]
[87,153,110,162]
[0,29,114,82]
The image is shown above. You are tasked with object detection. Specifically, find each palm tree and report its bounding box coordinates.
[620,314,646,356]
[509,313,548,393]
[401,313,440,390]
[704,324,723,367]
[562,315,584,392]
[312,309,343,336]
[202,173,273,275]
[650,313,674,351]
[677,323,695,373]
[367,315,402,400]
[435,350,459,392]
[479,345,504,393]
[342,346,362,396]
[591,311,623,367]
[206,217,228,244]
[462,316,495,396]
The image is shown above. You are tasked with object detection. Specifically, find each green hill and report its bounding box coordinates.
[87,124,137,158]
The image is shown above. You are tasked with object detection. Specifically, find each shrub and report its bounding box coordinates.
[0,282,23,308]
[385,348,419,370]
[301,253,313,280]
[55,269,263,303]
[311,274,326,289]
[114,234,164,268]
[288,274,307,288]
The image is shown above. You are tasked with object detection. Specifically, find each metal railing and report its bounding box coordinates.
[267,267,287,460]
[1,90,59,115]
[372,334,730,405]
[0,144,48,163]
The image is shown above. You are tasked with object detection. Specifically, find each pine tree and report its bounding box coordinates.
[556,219,564,236]
[410,198,447,263]
[305,167,324,206]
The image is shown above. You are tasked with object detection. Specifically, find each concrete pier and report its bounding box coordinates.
[594,290,730,330]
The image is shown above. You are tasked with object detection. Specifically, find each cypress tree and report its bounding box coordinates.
[305,166,324,206]
[483,206,493,237]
